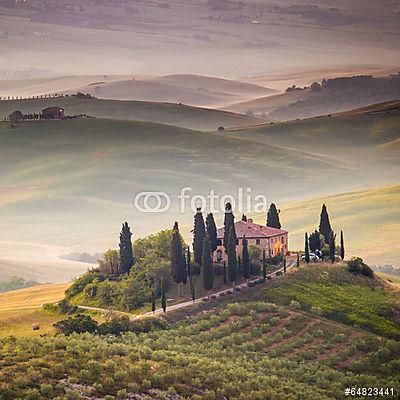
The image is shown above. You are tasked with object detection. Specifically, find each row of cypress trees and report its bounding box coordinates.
[164,201,284,310]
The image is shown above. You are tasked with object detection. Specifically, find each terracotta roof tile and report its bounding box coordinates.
[217,220,287,239]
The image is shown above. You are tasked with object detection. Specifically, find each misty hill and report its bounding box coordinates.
[1,1,399,79]
[0,75,274,108]
[224,74,400,121]
[0,97,259,131]
[0,104,399,282]
[69,75,275,107]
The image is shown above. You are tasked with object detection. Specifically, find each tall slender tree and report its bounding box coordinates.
[340,230,345,260]
[171,222,187,296]
[242,237,250,279]
[296,251,300,268]
[329,231,336,264]
[227,226,238,284]
[283,257,287,274]
[319,204,332,242]
[266,203,281,229]
[193,208,206,265]
[119,222,134,274]
[151,289,156,314]
[186,246,191,278]
[222,260,227,285]
[262,249,267,281]
[161,280,167,313]
[223,203,235,251]
[237,255,242,279]
[201,235,214,295]
[206,213,218,254]
[304,233,310,264]
[190,275,195,302]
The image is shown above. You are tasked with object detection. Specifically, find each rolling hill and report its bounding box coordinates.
[0,97,260,131]
[67,75,275,108]
[0,264,399,398]
[0,74,275,108]
[0,102,399,281]
[224,74,400,120]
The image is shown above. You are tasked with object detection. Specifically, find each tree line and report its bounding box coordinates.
[96,202,284,313]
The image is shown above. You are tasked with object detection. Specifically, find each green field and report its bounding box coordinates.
[0,106,398,281]
[0,97,259,131]
[0,265,399,399]
[264,263,400,338]
[268,184,400,266]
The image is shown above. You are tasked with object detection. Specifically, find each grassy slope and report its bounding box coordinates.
[0,283,69,338]
[258,184,400,267]
[0,266,399,399]
[0,117,354,253]
[0,108,399,281]
[224,77,400,120]
[0,97,259,131]
[264,263,400,338]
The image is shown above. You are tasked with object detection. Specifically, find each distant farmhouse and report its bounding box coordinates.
[214,218,288,262]
[41,106,65,120]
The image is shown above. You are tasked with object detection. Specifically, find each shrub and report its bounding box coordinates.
[53,314,98,335]
[289,300,301,310]
[265,254,283,265]
[347,257,373,278]
[65,270,106,299]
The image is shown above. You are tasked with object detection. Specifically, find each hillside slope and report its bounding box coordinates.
[0,74,275,108]
[0,97,260,131]
[224,74,400,120]
[0,265,399,398]
[273,185,400,267]
[0,105,399,281]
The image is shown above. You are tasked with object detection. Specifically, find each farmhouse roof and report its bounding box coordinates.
[216,220,287,239]
[42,106,64,113]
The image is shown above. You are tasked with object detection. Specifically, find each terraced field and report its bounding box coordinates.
[0,297,398,399]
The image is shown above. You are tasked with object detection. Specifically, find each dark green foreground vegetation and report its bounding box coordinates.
[1,264,399,400]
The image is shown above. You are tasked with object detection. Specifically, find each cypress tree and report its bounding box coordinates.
[329,231,336,264]
[266,203,281,229]
[227,226,238,284]
[193,208,206,265]
[151,290,156,314]
[201,235,214,294]
[190,275,195,302]
[119,222,134,274]
[340,230,345,260]
[242,237,250,279]
[319,204,332,242]
[206,213,218,253]
[223,203,235,251]
[262,249,266,281]
[186,246,191,278]
[304,233,310,264]
[161,280,167,313]
[222,260,227,285]
[237,255,242,279]
[296,251,300,268]
[170,222,187,296]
